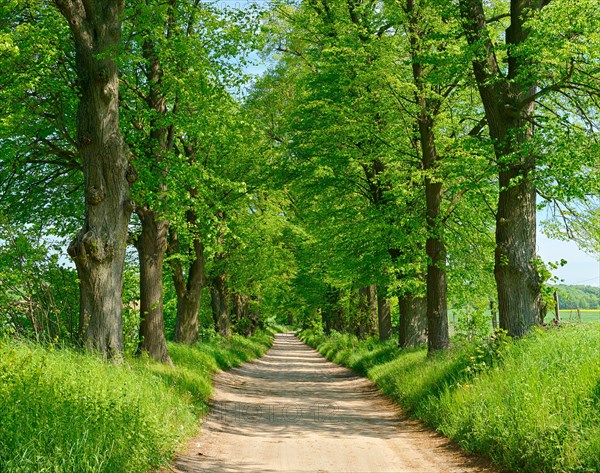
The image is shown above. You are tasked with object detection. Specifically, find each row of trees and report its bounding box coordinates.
[247,0,599,352]
[1,0,598,361]
[1,0,296,361]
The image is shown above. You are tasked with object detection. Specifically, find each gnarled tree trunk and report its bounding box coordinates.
[57,0,133,358]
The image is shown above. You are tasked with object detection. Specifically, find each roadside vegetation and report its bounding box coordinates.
[0,331,273,473]
[300,325,600,473]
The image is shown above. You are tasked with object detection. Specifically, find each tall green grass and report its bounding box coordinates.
[0,331,273,473]
[300,325,600,473]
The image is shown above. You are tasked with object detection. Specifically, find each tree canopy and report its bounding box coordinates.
[0,0,598,358]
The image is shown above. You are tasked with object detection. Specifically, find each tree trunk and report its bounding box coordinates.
[169,228,205,344]
[174,290,202,343]
[135,208,171,364]
[460,0,543,337]
[388,249,427,348]
[211,271,231,337]
[490,299,498,330]
[377,291,392,341]
[495,168,540,336]
[321,307,333,334]
[398,293,427,348]
[133,14,176,362]
[356,284,377,338]
[407,0,450,353]
[233,293,259,336]
[423,136,450,353]
[232,293,254,336]
[57,0,133,358]
[324,286,345,332]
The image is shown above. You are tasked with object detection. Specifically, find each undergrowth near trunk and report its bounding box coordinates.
[300,324,600,473]
[0,330,273,473]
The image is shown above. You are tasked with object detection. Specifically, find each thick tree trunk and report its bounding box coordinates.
[425,232,450,352]
[169,229,205,345]
[377,291,392,341]
[135,208,171,364]
[57,0,133,358]
[388,249,427,348]
[460,0,543,337]
[398,293,427,348]
[495,166,540,336]
[174,290,202,343]
[211,271,231,337]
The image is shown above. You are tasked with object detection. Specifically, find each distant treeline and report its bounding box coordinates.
[554,285,600,310]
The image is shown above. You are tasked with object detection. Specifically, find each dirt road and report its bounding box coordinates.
[168,332,496,473]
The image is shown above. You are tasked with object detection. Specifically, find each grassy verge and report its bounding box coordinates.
[0,330,273,473]
[300,325,600,473]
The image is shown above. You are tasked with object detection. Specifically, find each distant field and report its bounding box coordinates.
[545,309,600,324]
[449,309,600,331]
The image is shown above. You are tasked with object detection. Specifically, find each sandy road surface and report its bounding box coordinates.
[167,332,497,473]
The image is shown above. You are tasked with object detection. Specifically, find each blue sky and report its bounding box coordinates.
[537,231,599,286]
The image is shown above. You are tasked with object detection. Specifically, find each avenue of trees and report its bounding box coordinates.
[0,0,598,360]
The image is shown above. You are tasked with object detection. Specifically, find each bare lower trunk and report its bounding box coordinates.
[174,291,202,343]
[169,221,205,345]
[377,291,392,341]
[495,169,540,336]
[211,271,231,337]
[398,293,427,348]
[57,0,133,358]
[136,209,171,364]
[426,231,450,353]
